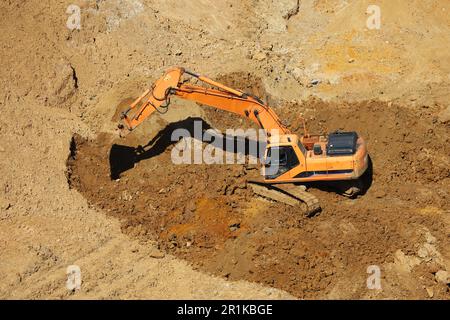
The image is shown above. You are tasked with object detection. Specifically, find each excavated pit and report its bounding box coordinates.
[66,95,450,299]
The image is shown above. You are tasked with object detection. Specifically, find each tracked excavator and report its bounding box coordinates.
[116,67,370,215]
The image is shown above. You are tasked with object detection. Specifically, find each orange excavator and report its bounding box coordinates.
[117,67,370,215]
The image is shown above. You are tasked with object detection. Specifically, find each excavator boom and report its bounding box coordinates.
[120,67,289,135]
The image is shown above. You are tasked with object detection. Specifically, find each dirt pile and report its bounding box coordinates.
[67,98,449,299]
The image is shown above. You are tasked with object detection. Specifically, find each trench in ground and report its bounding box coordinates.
[66,87,449,298]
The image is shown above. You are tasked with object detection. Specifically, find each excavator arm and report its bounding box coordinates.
[119,67,290,135]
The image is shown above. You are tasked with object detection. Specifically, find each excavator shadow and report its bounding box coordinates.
[109,117,265,179]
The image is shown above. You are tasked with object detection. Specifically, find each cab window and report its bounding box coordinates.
[265,146,299,179]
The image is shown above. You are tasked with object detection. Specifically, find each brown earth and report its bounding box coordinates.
[67,97,450,299]
[1,0,449,299]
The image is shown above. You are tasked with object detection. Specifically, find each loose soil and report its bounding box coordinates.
[2,0,450,299]
[67,95,450,299]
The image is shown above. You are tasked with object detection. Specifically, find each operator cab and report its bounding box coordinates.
[263,134,304,179]
[264,145,300,179]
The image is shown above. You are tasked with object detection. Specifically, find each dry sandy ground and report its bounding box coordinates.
[0,0,449,299]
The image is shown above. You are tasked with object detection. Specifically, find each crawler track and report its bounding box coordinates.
[249,181,321,216]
